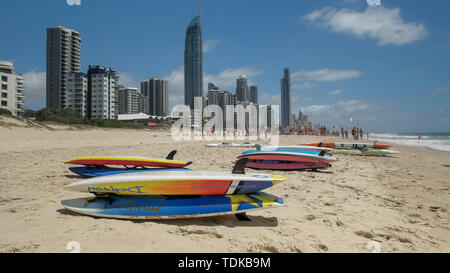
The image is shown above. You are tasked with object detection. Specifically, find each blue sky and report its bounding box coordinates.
[1,0,449,133]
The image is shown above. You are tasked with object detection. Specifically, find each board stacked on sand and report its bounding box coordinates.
[61,158,286,220]
[330,149,399,156]
[66,150,192,177]
[206,142,262,148]
[304,141,398,156]
[65,150,191,168]
[237,148,338,170]
[255,144,334,153]
[304,141,391,149]
[68,166,191,178]
[64,170,286,196]
[61,192,284,220]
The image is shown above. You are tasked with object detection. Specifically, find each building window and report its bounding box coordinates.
[1,76,7,82]
[1,101,7,106]
[1,84,7,90]
[1,92,7,98]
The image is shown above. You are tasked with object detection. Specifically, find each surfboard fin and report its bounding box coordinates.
[232,158,249,174]
[318,142,323,147]
[166,150,177,160]
[235,213,251,221]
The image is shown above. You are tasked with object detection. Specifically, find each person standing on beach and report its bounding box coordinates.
[418,133,422,140]
[359,128,363,140]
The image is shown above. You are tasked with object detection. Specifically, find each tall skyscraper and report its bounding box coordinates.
[0,61,24,117]
[250,85,258,104]
[236,75,249,103]
[281,68,291,128]
[141,77,169,116]
[46,26,81,109]
[184,15,203,109]
[87,65,118,119]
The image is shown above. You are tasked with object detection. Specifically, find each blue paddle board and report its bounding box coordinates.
[61,192,284,219]
[68,166,190,177]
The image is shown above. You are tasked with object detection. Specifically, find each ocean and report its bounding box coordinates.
[369,132,450,153]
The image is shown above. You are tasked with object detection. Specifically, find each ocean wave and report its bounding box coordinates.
[369,133,450,152]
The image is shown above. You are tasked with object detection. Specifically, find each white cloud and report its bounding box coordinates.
[118,72,140,89]
[203,40,220,53]
[259,93,280,105]
[303,6,429,46]
[292,82,314,90]
[166,66,185,108]
[329,89,343,95]
[204,66,262,90]
[23,71,46,110]
[292,68,362,81]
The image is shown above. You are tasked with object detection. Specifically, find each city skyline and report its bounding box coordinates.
[1,0,449,132]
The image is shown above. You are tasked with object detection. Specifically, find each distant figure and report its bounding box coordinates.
[418,133,422,140]
[359,128,363,140]
[367,132,369,140]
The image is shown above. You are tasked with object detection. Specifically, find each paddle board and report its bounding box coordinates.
[206,142,261,147]
[61,192,285,220]
[64,171,286,196]
[65,150,191,168]
[304,141,391,149]
[239,149,338,163]
[233,160,331,170]
[256,144,334,152]
[331,149,399,156]
[69,166,191,177]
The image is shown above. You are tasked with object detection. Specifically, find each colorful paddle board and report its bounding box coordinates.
[233,160,331,170]
[239,149,338,163]
[256,144,334,152]
[304,141,391,149]
[61,192,285,220]
[206,142,261,147]
[331,149,399,156]
[64,171,286,196]
[69,166,191,177]
[65,150,191,168]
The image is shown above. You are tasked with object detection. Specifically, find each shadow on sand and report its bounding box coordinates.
[56,208,279,227]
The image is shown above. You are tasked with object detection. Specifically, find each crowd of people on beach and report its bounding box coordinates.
[280,125,368,140]
[197,124,369,140]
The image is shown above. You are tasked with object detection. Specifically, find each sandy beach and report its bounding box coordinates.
[0,120,449,253]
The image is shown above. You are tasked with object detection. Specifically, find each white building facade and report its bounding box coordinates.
[65,72,87,117]
[0,61,24,117]
[87,65,118,119]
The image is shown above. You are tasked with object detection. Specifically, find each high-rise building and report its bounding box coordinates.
[118,87,138,115]
[236,75,249,103]
[87,65,118,119]
[250,85,258,104]
[65,72,88,117]
[141,77,169,116]
[281,68,291,128]
[117,87,149,115]
[184,15,203,109]
[0,61,24,117]
[46,26,81,109]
